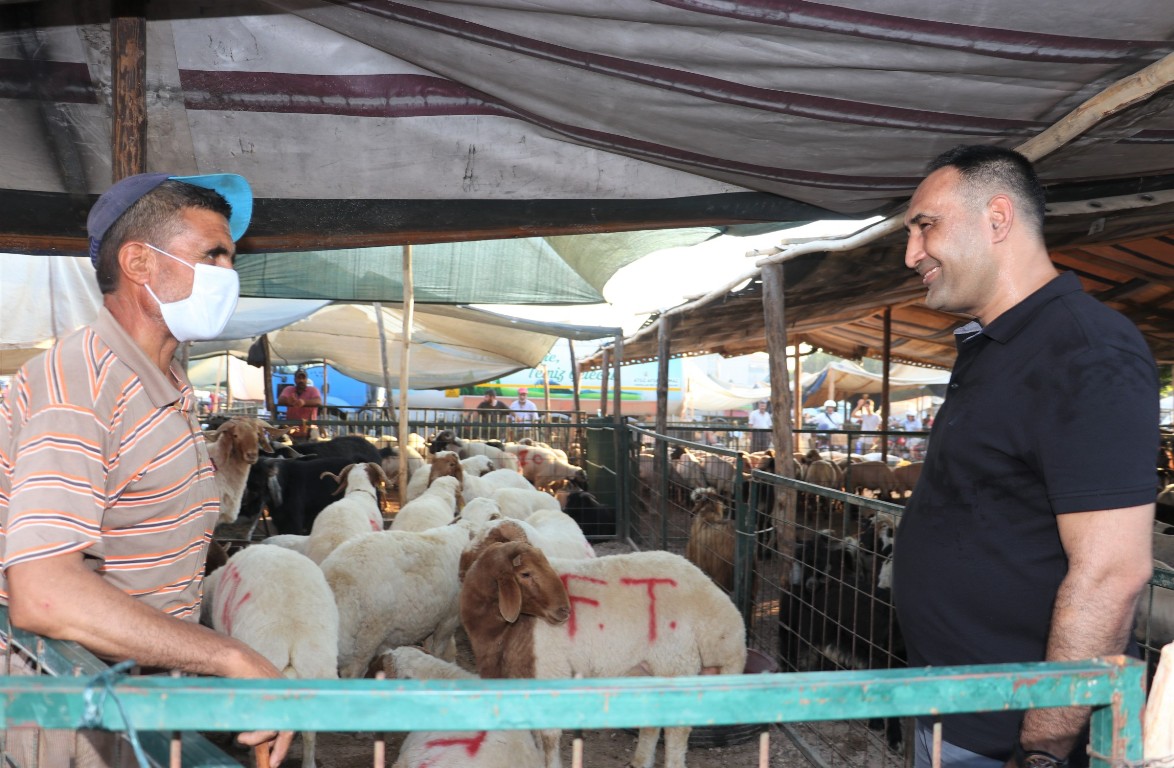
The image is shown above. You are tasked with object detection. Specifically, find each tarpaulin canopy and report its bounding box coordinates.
[234,229,716,302]
[800,360,951,408]
[681,357,771,413]
[0,253,619,386]
[1,2,1171,372]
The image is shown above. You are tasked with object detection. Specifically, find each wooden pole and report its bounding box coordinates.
[568,339,581,420]
[543,364,551,415]
[599,349,610,419]
[882,306,893,461]
[374,302,394,420]
[762,264,796,579]
[397,246,414,506]
[655,318,673,438]
[110,2,146,181]
[792,342,802,454]
[612,334,624,425]
[261,335,275,418]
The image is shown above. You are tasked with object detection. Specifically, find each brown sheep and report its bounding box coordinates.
[459,521,747,768]
[842,461,899,501]
[893,461,924,498]
[685,488,735,593]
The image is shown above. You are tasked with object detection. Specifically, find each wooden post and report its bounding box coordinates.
[543,364,551,415]
[374,302,395,430]
[568,338,581,422]
[261,334,275,417]
[762,264,796,579]
[397,246,414,506]
[655,318,673,438]
[882,306,892,461]
[792,342,802,454]
[599,349,610,419]
[110,2,146,181]
[612,334,624,424]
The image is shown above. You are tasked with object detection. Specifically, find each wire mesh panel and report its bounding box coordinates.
[626,425,915,768]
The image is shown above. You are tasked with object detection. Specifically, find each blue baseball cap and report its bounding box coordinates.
[86,172,253,266]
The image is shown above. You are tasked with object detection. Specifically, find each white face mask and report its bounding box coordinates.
[144,243,240,342]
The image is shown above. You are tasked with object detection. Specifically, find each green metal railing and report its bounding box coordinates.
[0,659,1147,768]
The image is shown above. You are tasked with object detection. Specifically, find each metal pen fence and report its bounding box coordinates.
[622,422,1171,768]
[0,603,1147,768]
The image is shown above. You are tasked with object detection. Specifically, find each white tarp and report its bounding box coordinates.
[0,253,584,386]
[187,354,268,402]
[800,360,950,407]
[681,357,771,413]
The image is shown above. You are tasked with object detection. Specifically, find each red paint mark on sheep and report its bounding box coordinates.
[418,731,488,767]
[621,576,678,642]
[562,572,607,638]
[217,564,253,636]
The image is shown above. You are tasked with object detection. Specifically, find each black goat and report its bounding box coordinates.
[779,521,905,752]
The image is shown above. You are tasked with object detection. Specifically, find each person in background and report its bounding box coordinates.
[747,400,773,452]
[852,395,882,454]
[475,388,510,439]
[893,145,1157,768]
[0,172,292,765]
[812,399,843,453]
[278,368,322,437]
[509,387,539,423]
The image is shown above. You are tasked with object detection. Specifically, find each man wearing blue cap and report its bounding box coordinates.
[0,173,292,765]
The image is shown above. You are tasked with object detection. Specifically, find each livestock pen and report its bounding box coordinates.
[0,605,1148,768]
[622,423,1173,768]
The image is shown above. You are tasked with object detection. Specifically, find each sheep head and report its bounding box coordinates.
[467,536,569,625]
[210,418,261,464]
[428,452,464,488]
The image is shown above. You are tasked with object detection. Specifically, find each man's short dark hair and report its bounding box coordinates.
[927,145,1047,234]
[95,180,232,294]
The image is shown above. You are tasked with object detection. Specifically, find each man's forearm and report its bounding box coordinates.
[7,555,279,679]
[1018,574,1143,757]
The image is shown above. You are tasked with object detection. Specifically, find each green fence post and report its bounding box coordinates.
[1088,656,1146,768]
[733,453,754,625]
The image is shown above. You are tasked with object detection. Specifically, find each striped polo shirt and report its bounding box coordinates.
[0,308,219,622]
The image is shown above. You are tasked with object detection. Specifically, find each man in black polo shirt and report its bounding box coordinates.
[892,146,1158,768]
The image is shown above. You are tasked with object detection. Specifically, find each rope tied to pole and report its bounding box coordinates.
[80,659,150,768]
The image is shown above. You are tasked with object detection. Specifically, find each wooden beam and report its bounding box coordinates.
[110,2,146,180]
[762,263,796,582]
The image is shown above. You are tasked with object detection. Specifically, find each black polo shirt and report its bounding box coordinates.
[892,271,1158,759]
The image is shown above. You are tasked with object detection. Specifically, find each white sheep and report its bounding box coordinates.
[462,439,521,471]
[203,545,338,768]
[462,454,496,477]
[405,452,464,502]
[391,476,461,532]
[303,462,388,564]
[380,443,426,487]
[463,467,534,500]
[257,533,309,555]
[489,487,562,520]
[463,500,594,561]
[459,522,747,768]
[513,445,586,491]
[374,647,545,768]
[322,517,486,678]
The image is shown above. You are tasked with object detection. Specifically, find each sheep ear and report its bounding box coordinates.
[495,520,527,543]
[497,574,522,623]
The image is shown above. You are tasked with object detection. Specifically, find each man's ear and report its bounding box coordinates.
[119,242,155,286]
[987,193,1015,244]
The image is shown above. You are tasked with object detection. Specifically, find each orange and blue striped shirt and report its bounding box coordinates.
[0,308,219,622]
